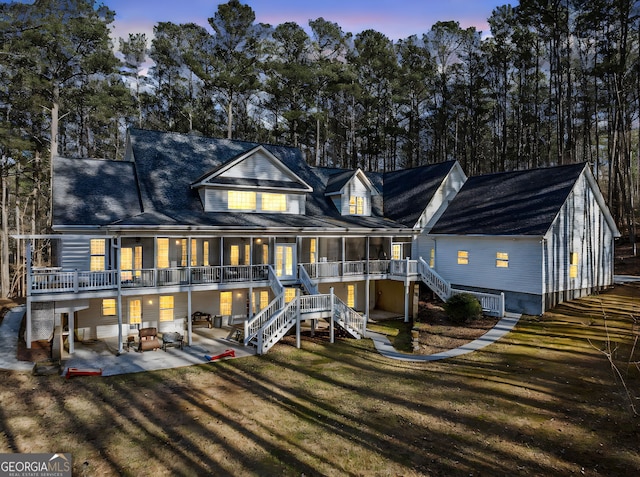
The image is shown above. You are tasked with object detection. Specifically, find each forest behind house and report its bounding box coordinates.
[1,0,639,298]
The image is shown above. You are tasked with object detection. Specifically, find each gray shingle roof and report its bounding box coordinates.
[429,163,587,235]
[52,157,142,226]
[381,161,458,227]
[53,129,456,232]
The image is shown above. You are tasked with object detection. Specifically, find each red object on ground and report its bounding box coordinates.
[66,367,103,379]
[204,349,235,361]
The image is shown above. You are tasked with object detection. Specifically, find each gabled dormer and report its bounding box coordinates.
[325,169,379,217]
[191,146,313,214]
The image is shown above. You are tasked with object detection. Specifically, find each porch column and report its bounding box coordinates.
[295,289,301,349]
[329,287,335,344]
[365,237,370,337]
[116,236,123,354]
[187,288,192,346]
[25,240,32,348]
[404,257,411,322]
[68,311,75,354]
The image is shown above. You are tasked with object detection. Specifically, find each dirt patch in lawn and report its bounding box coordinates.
[412,301,500,355]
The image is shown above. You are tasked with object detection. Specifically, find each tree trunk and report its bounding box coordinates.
[1,169,9,298]
[49,82,60,230]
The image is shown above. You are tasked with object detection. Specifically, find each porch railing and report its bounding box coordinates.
[298,264,319,295]
[29,264,272,294]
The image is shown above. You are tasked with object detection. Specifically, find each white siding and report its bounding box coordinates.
[61,237,91,271]
[417,164,467,231]
[433,236,543,295]
[340,177,371,216]
[218,150,289,180]
[543,173,616,296]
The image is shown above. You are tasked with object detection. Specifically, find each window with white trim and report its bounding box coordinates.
[129,299,141,325]
[102,298,116,316]
[159,296,174,322]
[228,190,256,210]
[570,252,578,278]
[496,252,509,268]
[220,291,232,315]
[90,239,105,271]
[262,193,287,212]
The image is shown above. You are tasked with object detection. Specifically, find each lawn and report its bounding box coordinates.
[0,284,639,476]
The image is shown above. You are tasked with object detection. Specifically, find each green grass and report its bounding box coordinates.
[0,284,638,476]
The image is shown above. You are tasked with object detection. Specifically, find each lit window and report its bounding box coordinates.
[90,239,105,271]
[310,238,317,263]
[262,244,269,264]
[159,296,174,322]
[121,247,133,281]
[260,291,269,309]
[252,290,270,312]
[284,287,296,303]
[157,238,169,268]
[230,245,239,266]
[134,245,142,277]
[102,299,116,316]
[347,284,355,308]
[496,252,509,268]
[180,239,187,267]
[392,244,402,260]
[570,252,578,278]
[244,244,250,265]
[220,291,232,315]
[349,196,364,215]
[457,251,469,265]
[262,193,287,212]
[228,190,256,210]
[203,241,210,266]
[429,248,435,268]
[129,299,141,325]
[191,239,198,266]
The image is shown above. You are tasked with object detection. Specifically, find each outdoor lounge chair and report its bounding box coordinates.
[138,327,161,352]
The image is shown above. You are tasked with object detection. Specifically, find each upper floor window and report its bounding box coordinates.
[228,190,256,210]
[157,238,169,268]
[90,239,105,271]
[349,196,364,215]
[262,193,287,212]
[457,250,469,265]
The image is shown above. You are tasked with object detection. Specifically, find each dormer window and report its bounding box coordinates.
[262,193,287,212]
[228,191,256,210]
[326,168,378,217]
[349,196,365,215]
[192,146,312,215]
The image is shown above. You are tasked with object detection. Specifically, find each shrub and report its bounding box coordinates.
[444,293,482,323]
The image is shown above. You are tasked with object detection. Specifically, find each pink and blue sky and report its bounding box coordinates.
[106,0,512,42]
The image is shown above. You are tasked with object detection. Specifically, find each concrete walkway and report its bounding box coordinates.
[0,306,254,376]
[0,306,522,374]
[614,275,640,284]
[0,306,34,372]
[367,312,522,362]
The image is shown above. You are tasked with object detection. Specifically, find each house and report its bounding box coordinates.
[21,129,619,355]
[423,163,620,315]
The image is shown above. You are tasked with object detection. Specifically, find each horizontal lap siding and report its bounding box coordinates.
[434,237,543,295]
[544,174,615,296]
[61,237,91,271]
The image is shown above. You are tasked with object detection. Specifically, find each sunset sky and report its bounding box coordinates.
[105,0,512,42]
